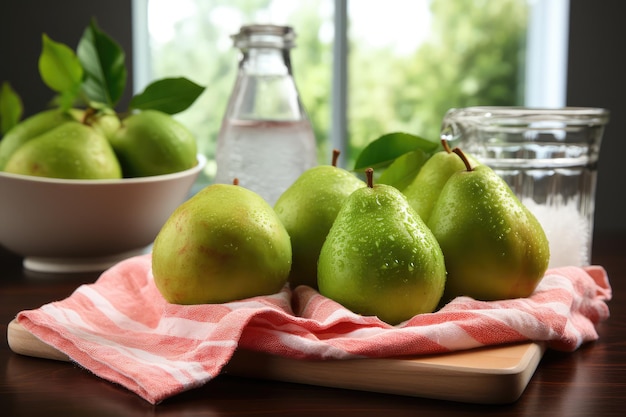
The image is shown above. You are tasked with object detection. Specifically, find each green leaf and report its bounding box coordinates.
[77,19,127,108]
[0,82,23,135]
[38,34,84,98]
[378,149,430,191]
[353,132,440,171]
[129,77,206,114]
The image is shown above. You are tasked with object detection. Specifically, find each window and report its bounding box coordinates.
[132,0,569,184]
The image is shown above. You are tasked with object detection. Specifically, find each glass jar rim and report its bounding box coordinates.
[444,106,610,126]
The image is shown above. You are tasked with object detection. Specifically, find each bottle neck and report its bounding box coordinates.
[239,47,292,77]
[224,25,306,122]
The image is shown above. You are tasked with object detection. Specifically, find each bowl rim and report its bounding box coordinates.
[0,153,207,185]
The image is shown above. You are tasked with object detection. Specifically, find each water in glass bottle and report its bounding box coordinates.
[214,24,317,206]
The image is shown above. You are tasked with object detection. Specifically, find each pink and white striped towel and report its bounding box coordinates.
[17,254,611,404]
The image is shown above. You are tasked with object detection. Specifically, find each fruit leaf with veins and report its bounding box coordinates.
[8,18,205,118]
[354,132,439,171]
[0,82,23,135]
[38,34,84,110]
[77,18,127,109]
[130,77,206,115]
[353,132,442,190]
[378,148,431,192]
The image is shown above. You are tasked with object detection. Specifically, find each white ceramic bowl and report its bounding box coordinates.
[0,154,206,273]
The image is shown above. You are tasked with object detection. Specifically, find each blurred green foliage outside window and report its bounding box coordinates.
[136,0,529,182]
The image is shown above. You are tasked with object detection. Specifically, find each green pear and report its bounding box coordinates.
[317,168,447,325]
[0,108,76,170]
[403,139,478,222]
[4,121,122,179]
[110,109,198,177]
[274,150,366,289]
[152,182,292,305]
[427,148,550,302]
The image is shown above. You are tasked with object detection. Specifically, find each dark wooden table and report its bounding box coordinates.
[1,233,625,417]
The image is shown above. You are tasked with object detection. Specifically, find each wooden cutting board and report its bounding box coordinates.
[7,319,544,404]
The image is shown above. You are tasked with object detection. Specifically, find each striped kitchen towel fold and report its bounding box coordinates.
[16,254,611,404]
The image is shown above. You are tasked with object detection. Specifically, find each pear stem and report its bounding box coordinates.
[82,107,97,125]
[233,178,239,186]
[365,167,374,188]
[452,147,473,172]
[332,149,340,167]
[442,139,452,154]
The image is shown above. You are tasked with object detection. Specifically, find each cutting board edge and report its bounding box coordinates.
[224,342,545,404]
[7,319,545,404]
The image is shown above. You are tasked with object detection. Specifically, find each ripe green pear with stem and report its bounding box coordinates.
[317,168,447,325]
[152,180,292,305]
[274,149,366,289]
[427,148,550,302]
[403,139,478,223]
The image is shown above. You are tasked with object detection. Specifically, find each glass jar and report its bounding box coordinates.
[214,24,317,206]
[441,106,610,267]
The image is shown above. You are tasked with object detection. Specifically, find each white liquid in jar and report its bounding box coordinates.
[522,198,590,268]
[215,119,317,206]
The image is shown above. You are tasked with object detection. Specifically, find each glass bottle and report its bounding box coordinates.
[214,24,317,206]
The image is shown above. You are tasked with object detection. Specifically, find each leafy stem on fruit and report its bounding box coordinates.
[365,167,374,188]
[452,147,474,172]
[2,18,206,129]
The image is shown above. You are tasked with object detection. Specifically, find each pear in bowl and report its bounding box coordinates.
[0,155,206,273]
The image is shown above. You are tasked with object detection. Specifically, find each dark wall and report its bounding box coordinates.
[0,0,134,115]
[1,1,623,238]
[567,1,626,237]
